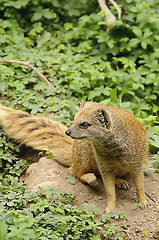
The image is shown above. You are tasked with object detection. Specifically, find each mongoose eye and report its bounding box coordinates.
[80,122,90,129]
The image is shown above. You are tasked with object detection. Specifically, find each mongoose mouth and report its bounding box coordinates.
[65,129,87,139]
[70,136,87,140]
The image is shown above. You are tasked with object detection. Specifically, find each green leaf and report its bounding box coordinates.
[42,9,57,19]
[107,39,114,48]
[132,26,142,38]
[149,135,159,148]
[110,87,118,103]
[4,0,29,8]
[0,221,7,240]
[141,41,147,49]
[129,38,140,47]
[31,12,42,21]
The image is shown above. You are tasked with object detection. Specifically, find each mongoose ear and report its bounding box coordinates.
[80,100,86,109]
[96,109,112,130]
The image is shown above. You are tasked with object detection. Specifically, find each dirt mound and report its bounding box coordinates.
[23,157,159,239]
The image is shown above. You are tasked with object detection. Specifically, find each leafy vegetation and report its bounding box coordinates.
[0,179,127,240]
[0,0,159,169]
[0,129,27,179]
[0,0,159,238]
[0,0,158,150]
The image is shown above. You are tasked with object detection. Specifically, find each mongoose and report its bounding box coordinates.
[66,102,148,212]
[0,105,127,189]
[0,103,148,212]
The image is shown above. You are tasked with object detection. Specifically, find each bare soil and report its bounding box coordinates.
[23,157,159,240]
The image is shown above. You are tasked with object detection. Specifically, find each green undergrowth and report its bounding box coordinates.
[0,0,159,151]
[0,179,127,240]
[0,128,27,180]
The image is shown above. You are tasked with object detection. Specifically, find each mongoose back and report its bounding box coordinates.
[66,102,148,212]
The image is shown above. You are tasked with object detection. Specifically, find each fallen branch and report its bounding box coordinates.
[97,0,121,30]
[0,59,52,87]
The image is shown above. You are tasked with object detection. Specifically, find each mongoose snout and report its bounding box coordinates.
[65,129,71,136]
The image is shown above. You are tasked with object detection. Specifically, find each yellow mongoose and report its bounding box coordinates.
[66,102,148,212]
[0,103,148,212]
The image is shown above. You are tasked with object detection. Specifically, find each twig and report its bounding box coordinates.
[0,59,52,87]
[145,192,158,204]
[97,0,116,23]
[109,0,121,19]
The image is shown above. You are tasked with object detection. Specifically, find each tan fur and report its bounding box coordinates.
[0,105,73,166]
[0,104,148,212]
[66,102,148,212]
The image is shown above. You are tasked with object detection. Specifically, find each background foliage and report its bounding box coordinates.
[0,0,159,238]
[0,0,158,152]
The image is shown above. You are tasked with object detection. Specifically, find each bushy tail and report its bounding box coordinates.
[0,105,73,166]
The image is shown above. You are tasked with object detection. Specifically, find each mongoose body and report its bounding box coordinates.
[0,103,148,212]
[66,102,148,212]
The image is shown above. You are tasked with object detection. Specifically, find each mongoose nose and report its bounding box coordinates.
[65,129,71,136]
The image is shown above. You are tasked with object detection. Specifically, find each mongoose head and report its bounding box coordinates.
[65,103,113,142]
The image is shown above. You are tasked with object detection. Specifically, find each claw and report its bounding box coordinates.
[115,178,129,191]
[139,200,148,210]
[104,207,114,214]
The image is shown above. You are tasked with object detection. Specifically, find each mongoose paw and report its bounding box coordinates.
[104,203,116,214]
[104,207,114,214]
[138,200,148,210]
[104,208,111,214]
[115,178,129,191]
[80,173,98,187]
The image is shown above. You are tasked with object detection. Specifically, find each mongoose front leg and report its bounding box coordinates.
[132,170,147,209]
[101,172,116,213]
